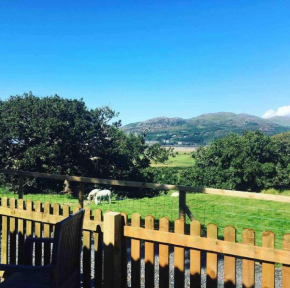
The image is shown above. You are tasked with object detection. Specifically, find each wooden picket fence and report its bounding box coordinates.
[0,197,290,287]
[0,197,104,288]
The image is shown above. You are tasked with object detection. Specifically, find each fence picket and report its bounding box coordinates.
[242,228,255,288]
[25,199,33,265]
[83,208,91,288]
[35,201,42,265]
[145,215,155,288]
[1,198,8,265]
[190,220,201,288]
[174,219,185,287]
[73,206,80,213]
[43,202,51,264]
[52,203,60,235]
[159,217,169,288]
[94,209,103,288]
[224,226,236,287]
[131,213,141,288]
[282,234,290,288]
[206,223,218,288]
[17,199,25,264]
[2,196,290,288]
[63,204,70,217]
[262,231,275,288]
[121,212,128,288]
[9,198,17,265]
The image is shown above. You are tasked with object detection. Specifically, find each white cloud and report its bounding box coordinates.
[262,105,290,119]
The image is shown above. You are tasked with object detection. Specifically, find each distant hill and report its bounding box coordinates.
[266,116,290,127]
[122,113,290,145]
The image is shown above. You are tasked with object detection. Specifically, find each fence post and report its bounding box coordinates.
[18,175,24,199]
[179,190,186,221]
[104,212,122,288]
[79,182,84,208]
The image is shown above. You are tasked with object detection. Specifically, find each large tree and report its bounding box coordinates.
[0,93,171,193]
[180,131,290,191]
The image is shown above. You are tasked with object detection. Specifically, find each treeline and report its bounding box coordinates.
[1,93,289,195]
[146,131,290,192]
[0,93,173,195]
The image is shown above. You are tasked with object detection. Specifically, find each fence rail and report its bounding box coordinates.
[1,169,290,223]
[0,197,290,287]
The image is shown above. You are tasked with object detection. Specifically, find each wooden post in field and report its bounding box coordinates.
[79,182,84,208]
[18,175,24,199]
[179,190,186,221]
[104,212,122,288]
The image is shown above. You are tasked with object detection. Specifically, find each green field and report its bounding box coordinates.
[1,187,290,248]
[86,191,290,248]
[151,153,195,167]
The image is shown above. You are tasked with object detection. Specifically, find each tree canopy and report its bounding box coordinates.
[180,131,290,191]
[0,93,171,193]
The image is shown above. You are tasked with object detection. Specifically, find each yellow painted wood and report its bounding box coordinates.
[83,208,91,288]
[94,209,103,288]
[145,215,155,288]
[43,202,51,264]
[282,234,290,288]
[73,206,80,214]
[206,223,218,288]
[262,231,275,288]
[174,219,185,288]
[159,217,169,288]
[103,212,122,288]
[24,199,33,265]
[121,212,128,288]
[9,198,17,265]
[1,198,8,265]
[0,205,102,231]
[131,213,141,288]
[123,226,290,265]
[35,201,42,266]
[224,226,236,287]
[52,203,60,237]
[62,204,70,217]
[190,220,201,288]
[242,229,255,288]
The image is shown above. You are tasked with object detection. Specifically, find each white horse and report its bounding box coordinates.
[95,190,112,205]
[87,189,100,201]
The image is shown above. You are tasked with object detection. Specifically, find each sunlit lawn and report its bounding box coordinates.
[151,153,195,167]
[87,191,290,248]
[1,187,290,248]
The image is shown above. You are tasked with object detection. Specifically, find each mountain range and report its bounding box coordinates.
[121,112,290,145]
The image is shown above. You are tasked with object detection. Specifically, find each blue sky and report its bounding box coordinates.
[0,0,290,124]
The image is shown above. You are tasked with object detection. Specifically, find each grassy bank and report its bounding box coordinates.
[151,152,195,167]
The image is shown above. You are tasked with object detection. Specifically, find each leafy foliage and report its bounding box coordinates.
[180,131,290,191]
[0,93,171,194]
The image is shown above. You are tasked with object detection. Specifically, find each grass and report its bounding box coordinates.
[0,187,79,206]
[87,190,290,248]
[1,187,290,248]
[151,153,195,167]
